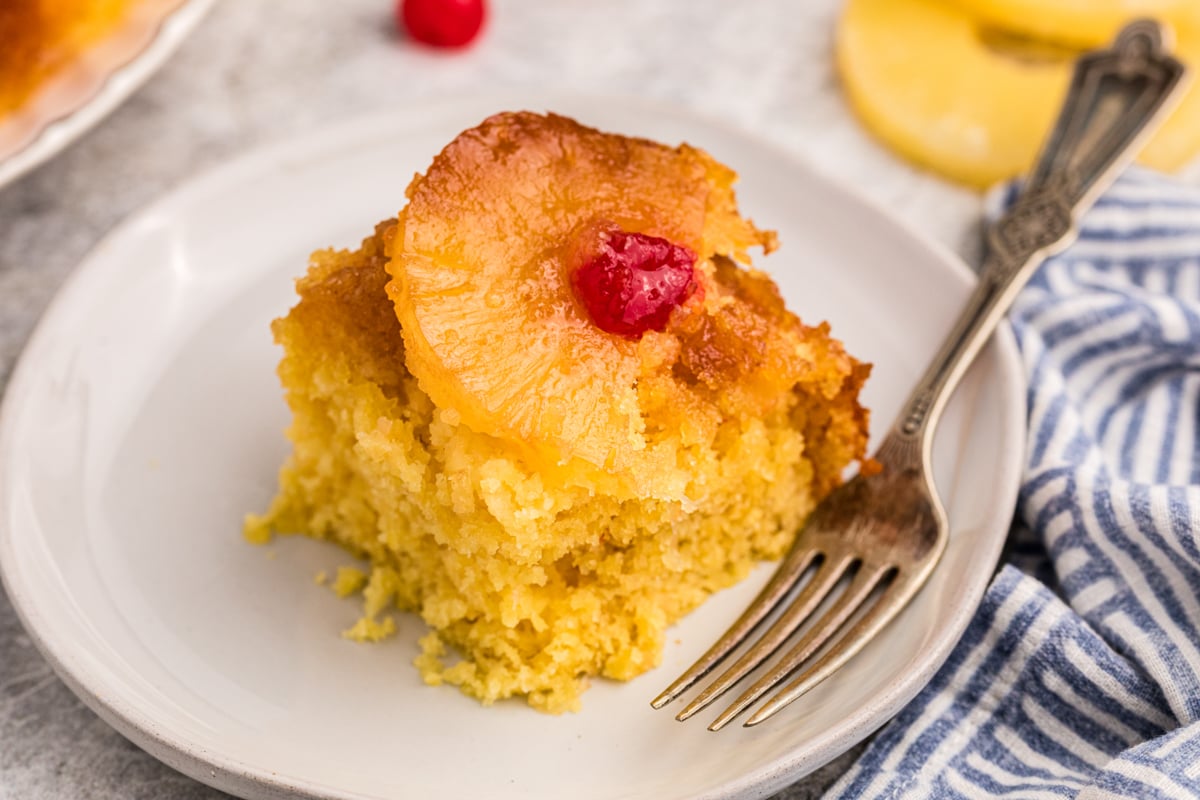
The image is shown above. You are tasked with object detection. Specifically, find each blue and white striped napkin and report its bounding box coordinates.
[829,169,1200,799]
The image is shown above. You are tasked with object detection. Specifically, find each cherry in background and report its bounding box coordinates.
[398,0,487,48]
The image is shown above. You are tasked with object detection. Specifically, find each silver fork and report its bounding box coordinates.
[652,19,1189,731]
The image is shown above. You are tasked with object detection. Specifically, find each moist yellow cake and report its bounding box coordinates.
[246,112,871,713]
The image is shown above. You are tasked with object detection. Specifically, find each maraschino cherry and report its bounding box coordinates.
[398,0,486,48]
[571,228,699,339]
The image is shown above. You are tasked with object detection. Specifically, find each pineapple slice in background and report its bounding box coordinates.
[836,0,1200,188]
[948,0,1200,48]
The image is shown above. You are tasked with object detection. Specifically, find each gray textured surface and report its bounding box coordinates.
[0,1,984,797]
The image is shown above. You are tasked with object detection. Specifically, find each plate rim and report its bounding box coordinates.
[0,0,216,189]
[0,91,1025,800]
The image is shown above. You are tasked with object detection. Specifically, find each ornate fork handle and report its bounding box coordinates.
[880,20,1188,473]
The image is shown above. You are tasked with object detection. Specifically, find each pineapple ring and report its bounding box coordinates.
[946,0,1200,49]
[387,112,775,483]
[837,0,1200,188]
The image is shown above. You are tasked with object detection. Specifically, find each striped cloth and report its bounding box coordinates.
[828,170,1200,799]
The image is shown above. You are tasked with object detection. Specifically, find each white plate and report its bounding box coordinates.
[0,94,1024,800]
[0,0,214,188]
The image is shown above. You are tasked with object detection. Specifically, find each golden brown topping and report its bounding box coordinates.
[386,111,864,494]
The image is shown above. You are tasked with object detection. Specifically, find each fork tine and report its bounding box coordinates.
[650,542,821,709]
[742,567,905,727]
[745,557,944,726]
[673,553,855,721]
[707,564,893,731]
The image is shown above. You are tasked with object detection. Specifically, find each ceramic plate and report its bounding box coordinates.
[0,94,1025,800]
[0,0,214,188]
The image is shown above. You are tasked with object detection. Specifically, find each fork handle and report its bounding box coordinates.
[879,20,1189,468]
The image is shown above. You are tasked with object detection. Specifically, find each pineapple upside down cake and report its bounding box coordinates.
[0,0,134,114]
[245,112,871,713]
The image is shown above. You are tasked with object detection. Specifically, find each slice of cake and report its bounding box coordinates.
[0,0,133,113]
[246,111,871,713]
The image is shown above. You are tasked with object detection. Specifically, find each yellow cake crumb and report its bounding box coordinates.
[343,615,397,642]
[332,566,367,598]
[242,513,272,545]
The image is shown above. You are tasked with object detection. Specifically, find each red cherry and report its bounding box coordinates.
[571,228,699,339]
[399,0,486,48]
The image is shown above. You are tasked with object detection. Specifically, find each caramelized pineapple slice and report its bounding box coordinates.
[386,112,775,485]
[837,0,1200,188]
